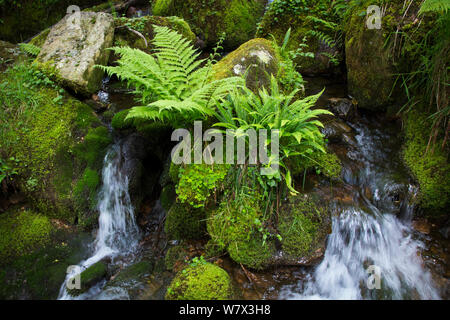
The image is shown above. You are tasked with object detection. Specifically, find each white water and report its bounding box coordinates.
[280,119,441,300]
[58,143,140,300]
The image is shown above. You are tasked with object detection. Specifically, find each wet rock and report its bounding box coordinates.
[213,38,280,92]
[36,12,114,95]
[67,260,108,296]
[321,117,355,144]
[327,97,357,119]
[413,219,431,235]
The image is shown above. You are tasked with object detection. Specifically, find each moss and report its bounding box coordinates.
[111,109,133,130]
[228,238,275,270]
[402,110,450,213]
[164,202,206,240]
[176,163,229,208]
[152,0,266,50]
[29,28,50,48]
[289,149,342,179]
[160,184,176,212]
[0,229,92,299]
[74,168,100,209]
[207,192,275,270]
[67,261,107,296]
[0,62,110,225]
[212,38,280,92]
[0,209,52,262]
[165,263,233,300]
[107,260,153,287]
[165,245,189,271]
[256,0,342,75]
[169,162,180,184]
[278,193,331,259]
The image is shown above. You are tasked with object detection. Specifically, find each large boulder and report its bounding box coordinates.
[213,38,280,92]
[152,0,267,50]
[36,11,114,95]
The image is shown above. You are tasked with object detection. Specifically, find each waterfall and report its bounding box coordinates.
[280,118,441,300]
[58,143,140,300]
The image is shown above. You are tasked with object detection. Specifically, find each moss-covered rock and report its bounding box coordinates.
[112,15,196,58]
[0,209,52,262]
[402,110,450,214]
[256,0,342,75]
[0,226,91,299]
[164,202,206,240]
[213,38,280,92]
[105,260,153,291]
[152,0,267,50]
[29,28,51,48]
[67,260,108,296]
[207,192,275,270]
[343,0,437,111]
[278,193,331,264]
[288,148,342,180]
[0,1,106,43]
[160,184,176,212]
[165,262,233,300]
[0,62,111,227]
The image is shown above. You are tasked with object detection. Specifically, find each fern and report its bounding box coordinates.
[98,25,243,125]
[419,0,450,14]
[307,30,336,48]
[19,43,41,56]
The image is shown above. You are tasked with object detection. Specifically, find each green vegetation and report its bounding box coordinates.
[402,110,450,213]
[67,261,107,296]
[0,209,52,262]
[99,25,243,127]
[165,245,189,271]
[164,202,206,240]
[165,262,233,300]
[279,194,330,258]
[214,75,331,195]
[152,0,266,50]
[176,164,229,208]
[0,61,110,225]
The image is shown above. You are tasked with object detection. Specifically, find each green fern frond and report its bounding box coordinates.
[97,25,244,125]
[419,0,450,14]
[19,43,41,56]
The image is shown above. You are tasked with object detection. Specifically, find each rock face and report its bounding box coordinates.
[152,0,267,50]
[256,1,342,76]
[213,38,280,92]
[37,12,114,95]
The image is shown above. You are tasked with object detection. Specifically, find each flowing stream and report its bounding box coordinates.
[58,143,141,300]
[279,117,441,300]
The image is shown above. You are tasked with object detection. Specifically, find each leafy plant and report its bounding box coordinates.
[0,157,18,187]
[19,43,41,56]
[214,76,331,195]
[98,25,243,127]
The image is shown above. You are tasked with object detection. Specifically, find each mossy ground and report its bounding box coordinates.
[0,61,111,226]
[164,202,206,240]
[165,262,233,300]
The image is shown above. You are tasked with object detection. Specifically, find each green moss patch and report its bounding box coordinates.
[402,110,450,213]
[165,262,233,300]
[164,202,206,240]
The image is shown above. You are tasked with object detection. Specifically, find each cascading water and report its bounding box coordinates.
[280,117,441,300]
[58,143,140,300]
